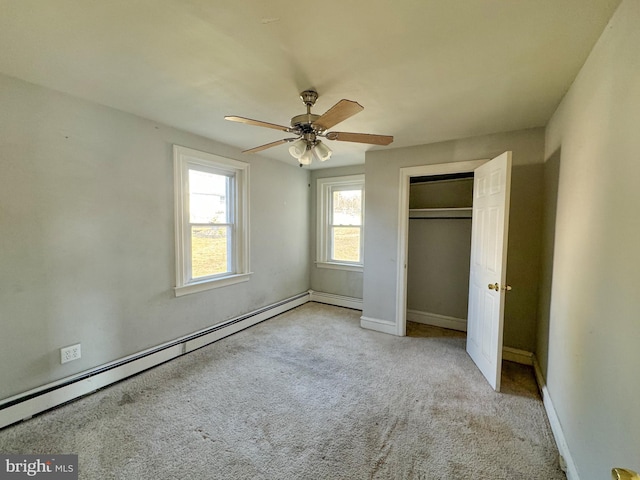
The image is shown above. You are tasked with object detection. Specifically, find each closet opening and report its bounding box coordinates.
[395,158,487,338]
[406,172,474,335]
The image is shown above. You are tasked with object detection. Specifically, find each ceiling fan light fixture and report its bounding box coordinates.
[299,147,313,165]
[288,138,307,158]
[314,140,332,162]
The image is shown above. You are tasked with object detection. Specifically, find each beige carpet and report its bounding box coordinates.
[0,303,565,479]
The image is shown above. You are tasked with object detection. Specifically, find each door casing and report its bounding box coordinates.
[395,159,487,336]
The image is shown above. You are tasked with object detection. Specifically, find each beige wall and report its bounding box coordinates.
[536,149,561,377]
[363,127,545,351]
[0,74,310,400]
[539,0,640,477]
[309,165,365,299]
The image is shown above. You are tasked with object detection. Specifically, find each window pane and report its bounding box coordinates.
[332,227,361,262]
[332,189,362,226]
[189,169,229,224]
[191,226,230,278]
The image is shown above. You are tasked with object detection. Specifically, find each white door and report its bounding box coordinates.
[466,151,512,391]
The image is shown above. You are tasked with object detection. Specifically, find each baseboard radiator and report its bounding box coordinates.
[0,292,309,430]
[308,290,363,311]
[0,291,537,431]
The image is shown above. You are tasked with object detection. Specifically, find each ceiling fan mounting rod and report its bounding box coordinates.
[289,90,321,133]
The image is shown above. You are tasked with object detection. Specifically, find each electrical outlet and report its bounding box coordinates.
[60,343,81,364]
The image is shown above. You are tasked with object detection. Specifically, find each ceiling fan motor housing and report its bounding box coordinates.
[291,90,322,133]
[290,113,320,132]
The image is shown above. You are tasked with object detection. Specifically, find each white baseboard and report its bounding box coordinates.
[406,309,467,332]
[0,292,309,430]
[503,346,534,366]
[308,290,363,311]
[533,356,579,480]
[360,316,397,335]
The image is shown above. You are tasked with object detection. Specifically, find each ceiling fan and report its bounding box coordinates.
[225,90,393,165]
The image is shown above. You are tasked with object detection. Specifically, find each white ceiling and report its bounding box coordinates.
[0,0,620,168]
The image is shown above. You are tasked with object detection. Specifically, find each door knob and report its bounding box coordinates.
[611,468,640,480]
[488,283,499,291]
[612,468,640,480]
[501,284,512,291]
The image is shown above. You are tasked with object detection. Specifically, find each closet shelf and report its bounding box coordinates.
[409,207,472,219]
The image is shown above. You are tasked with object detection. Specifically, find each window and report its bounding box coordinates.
[317,175,364,271]
[174,145,250,296]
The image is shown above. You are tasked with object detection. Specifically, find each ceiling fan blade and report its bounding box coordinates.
[312,99,363,131]
[326,131,394,146]
[242,139,289,154]
[225,116,290,132]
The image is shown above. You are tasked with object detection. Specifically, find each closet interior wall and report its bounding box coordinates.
[406,176,474,331]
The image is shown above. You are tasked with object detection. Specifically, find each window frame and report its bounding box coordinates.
[173,145,250,296]
[316,174,365,272]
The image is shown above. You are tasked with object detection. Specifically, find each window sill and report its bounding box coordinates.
[315,262,364,273]
[174,272,252,297]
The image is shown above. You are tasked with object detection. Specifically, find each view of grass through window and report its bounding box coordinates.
[332,227,361,262]
[331,189,362,263]
[191,227,228,278]
[189,169,231,279]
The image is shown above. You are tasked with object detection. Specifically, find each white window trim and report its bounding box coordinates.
[316,174,364,272]
[173,145,251,296]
